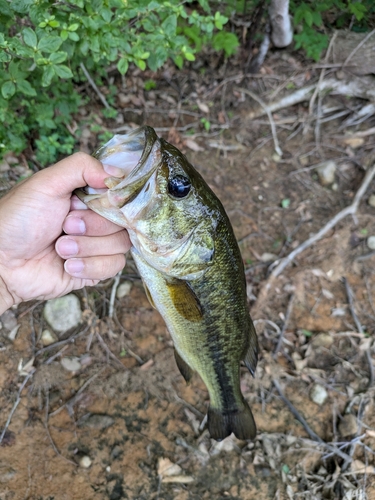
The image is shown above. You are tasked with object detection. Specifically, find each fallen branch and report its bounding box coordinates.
[246,77,375,121]
[269,164,375,281]
[273,379,353,462]
[80,62,111,110]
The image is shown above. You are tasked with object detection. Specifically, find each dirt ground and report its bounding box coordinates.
[1,47,375,500]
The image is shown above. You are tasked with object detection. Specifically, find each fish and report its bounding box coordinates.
[75,126,259,441]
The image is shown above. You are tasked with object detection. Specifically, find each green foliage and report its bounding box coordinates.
[0,0,234,165]
[291,0,374,61]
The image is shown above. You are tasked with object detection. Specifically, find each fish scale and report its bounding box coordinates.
[75,125,259,441]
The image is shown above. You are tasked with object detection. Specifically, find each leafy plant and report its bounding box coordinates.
[0,0,233,165]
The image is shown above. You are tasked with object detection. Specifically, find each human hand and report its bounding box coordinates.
[0,153,131,314]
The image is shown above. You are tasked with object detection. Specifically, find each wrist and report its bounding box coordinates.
[0,274,14,315]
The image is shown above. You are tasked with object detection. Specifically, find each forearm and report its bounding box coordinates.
[0,274,14,315]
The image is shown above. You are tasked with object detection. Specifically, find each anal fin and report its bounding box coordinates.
[174,349,193,384]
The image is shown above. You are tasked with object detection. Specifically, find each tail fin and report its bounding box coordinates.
[207,401,256,441]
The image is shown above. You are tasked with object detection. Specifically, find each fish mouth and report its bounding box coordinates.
[76,126,161,209]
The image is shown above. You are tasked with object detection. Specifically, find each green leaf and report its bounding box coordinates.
[49,20,60,28]
[68,23,79,31]
[348,2,367,21]
[135,59,146,71]
[49,51,67,64]
[41,65,55,87]
[17,79,37,96]
[53,64,73,78]
[0,52,11,63]
[304,11,313,27]
[0,0,12,16]
[68,32,80,41]
[214,12,228,30]
[184,51,195,61]
[301,329,313,337]
[38,36,63,53]
[1,81,16,99]
[161,14,177,37]
[117,57,129,75]
[281,198,290,208]
[60,30,69,41]
[22,27,37,48]
[174,55,183,69]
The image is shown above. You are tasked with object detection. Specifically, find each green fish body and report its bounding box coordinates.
[76,126,259,440]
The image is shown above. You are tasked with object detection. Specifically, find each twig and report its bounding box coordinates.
[273,294,295,357]
[342,29,375,68]
[44,389,77,466]
[109,272,121,319]
[343,277,374,386]
[273,379,353,462]
[266,164,375,281]
[96,331,125,369]
[49,368,106,418]
[80,62,111,110]
[236,87,282,156]
[0,371,34,445]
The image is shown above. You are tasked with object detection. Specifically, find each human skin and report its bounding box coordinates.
[0,152,131,314]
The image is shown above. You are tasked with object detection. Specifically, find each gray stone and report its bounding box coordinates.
[310,384,328,405]
[339,414,358,437]
[61,356,81,372]
[41,329,58,346]
[0,310,17,331]
[368,194,375,208]
[78,414,115,429]
[316,161,336,186]
[43,294,82,333]
[117,281,133,299]
[367,236,375,250]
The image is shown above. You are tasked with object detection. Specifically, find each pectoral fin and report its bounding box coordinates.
[174,349,193,384]
[166,280,203,323]
[143,283,156,309]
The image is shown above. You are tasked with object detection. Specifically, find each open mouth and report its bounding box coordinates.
[76,126,161,209]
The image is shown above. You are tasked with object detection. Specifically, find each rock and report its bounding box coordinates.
[259,252,278,262]
[79,456,92,468]
[310,384,328,405]
[41,329,58,346]
[312,333,333,349]
[339,414,358,437]
[368,194,375,208]
[78,414,115,429]
[367,236,375,250]
[0,310,17,331]
[316,161,336,186]
[43,294,82,333]
[117,281,133,299]
[61,356,81,372]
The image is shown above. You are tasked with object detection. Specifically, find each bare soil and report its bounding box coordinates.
[1,49,375,499]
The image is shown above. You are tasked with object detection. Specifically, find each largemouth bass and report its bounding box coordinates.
[76,126,259,440]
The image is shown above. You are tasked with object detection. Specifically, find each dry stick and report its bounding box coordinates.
[343,277,374,386]
[273,379,353,462]
[44,389,77,466]
[273,294,295,357]
[267,164,375,285]
[0,371,34,445]
[109,272,121,319]
[80,62,111,110]
[236,87,283,156]
[96,331,125,369]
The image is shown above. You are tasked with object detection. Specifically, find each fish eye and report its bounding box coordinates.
[168,175,191,198]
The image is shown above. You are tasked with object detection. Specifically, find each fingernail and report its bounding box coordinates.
[64,216,86,235]
[65,259,84,275]
[103,162,126,178]
[71,195,88,210]
[57,238,79,257]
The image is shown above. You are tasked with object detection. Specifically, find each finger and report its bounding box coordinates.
[70,195,89,211]
[56,231,131,259]
[64,254,126,280]
[63,210,125,236]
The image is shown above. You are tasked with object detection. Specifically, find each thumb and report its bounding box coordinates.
[35,152,109,198]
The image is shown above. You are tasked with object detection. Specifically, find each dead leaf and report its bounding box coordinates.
[184,138,204,152]
[197,100,209,114]
[157,457,182,477]
[342,137,365,148]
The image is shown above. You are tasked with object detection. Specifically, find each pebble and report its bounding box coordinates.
[339,414,358,437]
[79,456,92,468]
[116,281,133,299]
[61,356,81,372]
[0,310,17,331]
[41,329,58,346]
[310,384,328,405]
[259,252,278,262]
[312,333,333,349]
[367,236,375,250]
[316,161,336,186]
[78,414,115,429]
[368,194,375,208]
[43,294,82,333]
